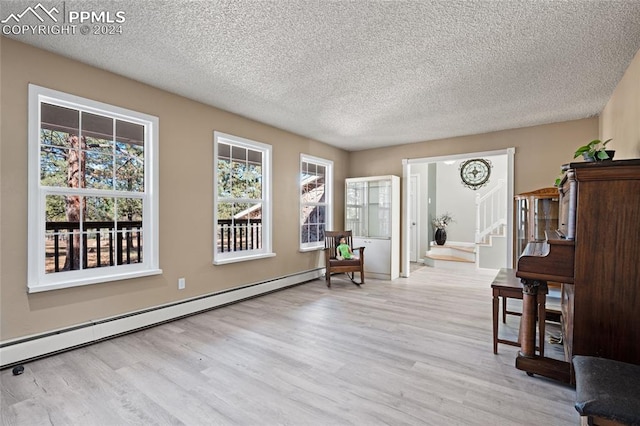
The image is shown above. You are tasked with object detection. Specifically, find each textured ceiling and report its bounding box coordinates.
[3,1,640,151]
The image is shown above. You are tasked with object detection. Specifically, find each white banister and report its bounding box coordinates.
[475,179,507,244]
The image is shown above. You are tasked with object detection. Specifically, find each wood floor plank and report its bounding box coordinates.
[0,266,578,425]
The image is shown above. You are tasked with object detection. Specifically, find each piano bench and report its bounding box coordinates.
[491,269,546,355]
[573,356,640,426]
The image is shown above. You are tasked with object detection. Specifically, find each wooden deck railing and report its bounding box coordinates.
[45,220,142,272]
[217,219,262,252]
[46,219,261,272]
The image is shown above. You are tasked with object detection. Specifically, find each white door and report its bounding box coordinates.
[409,175,419,262]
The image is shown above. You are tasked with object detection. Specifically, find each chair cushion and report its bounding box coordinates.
[329,258,361,267]
[573,355,640,425]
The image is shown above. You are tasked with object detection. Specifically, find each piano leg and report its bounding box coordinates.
[518,279,544,358]
[516,278,571,383]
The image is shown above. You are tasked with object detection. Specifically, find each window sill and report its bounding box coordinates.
[28,268,163,293]
[299,246,324,253]
[213,252,276,265]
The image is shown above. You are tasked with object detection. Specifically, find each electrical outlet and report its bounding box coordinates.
[178,278,185,290]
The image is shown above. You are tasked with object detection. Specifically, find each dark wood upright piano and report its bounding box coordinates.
[515,159,640,383]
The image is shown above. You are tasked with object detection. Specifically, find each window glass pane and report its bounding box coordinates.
[218,142,230,159]
[63,194,84,224]
[45,229,61,273]
[41,128,74,149]
[218,157,232,197]
[85,229,115,270]
[301,161,312,195]
[301,161,326,201]
[115,154,144,192]
[85,151,114,190]
[217,202,231,253]
[307,163,316,175]
[115,139,144,161]
[40,144,68,187]
[301,224,310,244]
[45,194,75,274]
[217,202,232,221]
[115,120,144,193]
[301,223,322,245]
[81,197,117,269]
[315,176,326,202]
[41,103,78,143]
[45,194,67,222]
[85,135,113,153]
[229,158,262,200]
[85,197,115,222]
[316,206,326,226]
[231,146,246,161]
[309,206,318,223]
[116,229,142,265]
[45,195,84,274]
[246,163,262,199]
[234,202,262,252]
[117,197,143,221]
[116,120,144,146]
[45,230,82,273]
[231,202,252,219]
[231,159,244,196]
[66,136,87,189]
[247,149,261,165]
[82,112,112,141]
[309,224,320,243]
[115,196,143,265]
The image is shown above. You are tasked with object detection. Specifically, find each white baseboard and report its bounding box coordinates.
[0,268,324,368]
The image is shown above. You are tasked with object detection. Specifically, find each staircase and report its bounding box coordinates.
[425,242,476,270]
[475,179,507,245]
[426,180,508,270]
[475,180,508,268]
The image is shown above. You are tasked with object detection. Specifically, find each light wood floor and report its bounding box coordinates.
[1,267,579,425]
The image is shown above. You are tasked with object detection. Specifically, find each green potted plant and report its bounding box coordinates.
[574,138,614,162]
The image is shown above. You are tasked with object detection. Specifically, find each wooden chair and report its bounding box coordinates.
[491,269,546,355]
[323,231,365,288]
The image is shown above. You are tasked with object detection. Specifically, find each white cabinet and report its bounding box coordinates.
[346,175,400,280]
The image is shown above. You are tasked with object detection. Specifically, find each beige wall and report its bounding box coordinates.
[349,118,599,194]
[600,48,640,159]
[0,38,350,340]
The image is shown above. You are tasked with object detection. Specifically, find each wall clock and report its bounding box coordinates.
[460,158,492,190]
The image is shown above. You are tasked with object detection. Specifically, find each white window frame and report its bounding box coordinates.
[213,131,273,264]
[28,84,161,293]
[299,154,333,251]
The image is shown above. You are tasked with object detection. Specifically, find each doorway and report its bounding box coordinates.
[401,148,515,277]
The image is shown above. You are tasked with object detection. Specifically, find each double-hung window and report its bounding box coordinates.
[213,132,273,264]
[300,155,333,250]
[28,85,160,292]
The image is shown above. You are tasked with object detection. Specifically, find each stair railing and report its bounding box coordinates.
[475,179,507,244]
